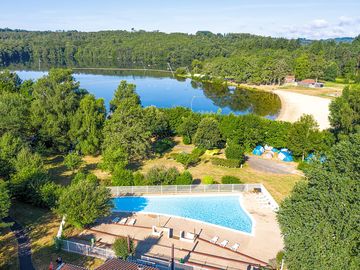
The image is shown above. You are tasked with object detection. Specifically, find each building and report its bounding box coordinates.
[284,75,296,84]
[298,79,324,88]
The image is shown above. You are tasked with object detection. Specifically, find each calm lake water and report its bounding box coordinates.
[15,69,281,118]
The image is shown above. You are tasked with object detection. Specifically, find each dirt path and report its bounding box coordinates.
[247,156,301,175]
[274,90,331,130]
[3,217,35,270]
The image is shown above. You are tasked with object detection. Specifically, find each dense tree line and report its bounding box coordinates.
[1,29,359,84]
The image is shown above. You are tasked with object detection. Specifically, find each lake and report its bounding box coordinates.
[15,69,281,118]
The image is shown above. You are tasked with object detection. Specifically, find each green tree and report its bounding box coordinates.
[57,180,112,228]
[294,53,311,80]
[177,114,201,143]
[63,152,83,172]
[109,80,140,113]
[69,94,106,155]
[30,69,82,152]
[194,117,222,149]
[0,70,21,93]
[143,106,169,138]
[111,166,134,186]
[146,166,180,185]
[329,84,360,136]
[287,114,322,160]
[0,180,11,228]
[0,133,25,178]
[278,137,360,269]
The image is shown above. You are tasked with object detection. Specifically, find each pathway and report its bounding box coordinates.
[247,155,300,175]
[3,216,35,270]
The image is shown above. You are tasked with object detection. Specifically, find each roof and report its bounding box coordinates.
[95,258,159,270]
[300,79,316,84]
[58,263,87,270]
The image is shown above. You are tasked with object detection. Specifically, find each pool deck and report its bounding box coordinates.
[77,192,283,269]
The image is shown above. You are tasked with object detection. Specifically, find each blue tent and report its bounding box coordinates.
[305,153,315,163]
[252,145,264,156]
[271,148,280,153]
[279,151,294,162]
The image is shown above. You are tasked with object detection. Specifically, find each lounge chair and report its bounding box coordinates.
[128,218,136,226]
[118,218,128,225]
[112,217,120,223]
[219,240,228,247]
[209,236,219,244]
[230,243,240,251]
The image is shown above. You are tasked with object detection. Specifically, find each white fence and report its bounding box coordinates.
[60,239,115,259]
[108,183,279,211]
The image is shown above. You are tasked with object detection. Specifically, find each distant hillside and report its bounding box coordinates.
[299,37,355,44]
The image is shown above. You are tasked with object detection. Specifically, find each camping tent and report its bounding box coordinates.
[263,151,274,159]
[252,145,264,156]
[278,151,293,162]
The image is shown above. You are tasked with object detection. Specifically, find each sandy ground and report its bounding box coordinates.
[78,193,283,270]
[274,90,331,130]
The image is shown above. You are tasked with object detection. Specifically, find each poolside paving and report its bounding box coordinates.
[79,193,283,269]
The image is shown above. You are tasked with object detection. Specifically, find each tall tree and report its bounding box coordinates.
[30,69,82,152]
[194,117,222,149]
[69,94,106,155]
[0,180,11,228]
[109,80,140,113]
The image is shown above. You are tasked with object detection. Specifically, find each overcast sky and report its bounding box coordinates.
[1,0,360,39]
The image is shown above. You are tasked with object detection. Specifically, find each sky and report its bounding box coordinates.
[1,0,360,39]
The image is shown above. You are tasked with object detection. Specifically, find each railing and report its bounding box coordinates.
[108,183,279,211]
[60,239,115,259]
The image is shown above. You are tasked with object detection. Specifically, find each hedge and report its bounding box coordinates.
[211,157,241,168]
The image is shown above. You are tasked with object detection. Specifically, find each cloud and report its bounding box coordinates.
[276,16,360,39]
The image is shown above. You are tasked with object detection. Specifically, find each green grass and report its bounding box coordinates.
[0,227,19,269]
[9,201,104,270]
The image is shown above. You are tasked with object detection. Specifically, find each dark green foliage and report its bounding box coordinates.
[172,147,205,168]
[329,84,360,136]
[182,136,191,145]
[0,180,11,227]
[110,81,140,113]
[277,135,360,270]
[113,237,134,260]
[0,70,22,93]
[145,166,180,185]
[133,172,146,186]
[144,106,170,138]
[175,171,193,185]
[225,143,244,160]
[100,146,128,172]
[161,107,192,133]
[177,114,202,143]
[69,94,106,155]
[63,152,83,172]
[39,182,63,209]
[57,180,112,228]
[72,172,99,185]
[111,166,134,186]
[221,175,242,184]
[211,157,241,168]
[0,132,25,178]
[175,67,187,75]
[194,117,222,149]
[153,138,175,155]
[30,69,82,152]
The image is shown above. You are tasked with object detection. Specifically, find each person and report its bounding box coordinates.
[49,261,53,270]
[56,256,62,266]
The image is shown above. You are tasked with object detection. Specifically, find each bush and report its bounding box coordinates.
[153,138,174,155]
[191,147,205,157]
[173,152,200,168]
[202,175,215,184]
[221,175,242,184]
[133,172,146,186]
[182,136,191,145]
[225,144,245,160]
[39,182,63,209]
[111,166,134,186]
[113,237,134,260]
[146,166,180,185]
[63,152,83,172]
[175,67,187,76]
[72,172,99,185]
[211,157,241,168]
[175,171,193,185]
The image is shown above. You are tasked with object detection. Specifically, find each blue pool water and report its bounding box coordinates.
[112,195,253,234]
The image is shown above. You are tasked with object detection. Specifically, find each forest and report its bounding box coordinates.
[1,29,360,84]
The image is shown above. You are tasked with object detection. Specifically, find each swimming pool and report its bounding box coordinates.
[112,195,253,234]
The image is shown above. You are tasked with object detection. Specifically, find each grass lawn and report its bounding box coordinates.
[0,227,19,269]
[8,201,104,270]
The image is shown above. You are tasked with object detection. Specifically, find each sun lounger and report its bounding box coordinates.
[118,218,128,225]
[219,240,228,247]
[210,236,219,244]
[230,243,240,251]
[112,217,120,223]
[128,218,136,226]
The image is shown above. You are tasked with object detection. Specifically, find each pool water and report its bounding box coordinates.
[112,195,253,234]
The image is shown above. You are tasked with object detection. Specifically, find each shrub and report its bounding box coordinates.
[39,182,63,209]
[113,237,134,260]
[211,157,241,168]
[221,175,242,184]
[63,152,83,172]
[153,138,174,155]
[146,166,180,185]
[182,136,191,145]
[175,171,193,185]
[202,175,215,184]
[133,172,146,186]
[111,166,134,186]
[225,144,245,160]
[173,152,199,168]
[175,67,187,76]
[72,172,99,185]
[191,147,206,157]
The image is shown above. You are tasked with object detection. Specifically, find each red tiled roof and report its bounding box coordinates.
[95,258,159,270]
[59,263,87,270]
[300,79,316,84]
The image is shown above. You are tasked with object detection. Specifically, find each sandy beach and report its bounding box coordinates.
[274,90,331,130]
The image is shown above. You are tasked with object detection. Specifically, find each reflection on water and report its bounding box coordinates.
[14,69,280,118]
